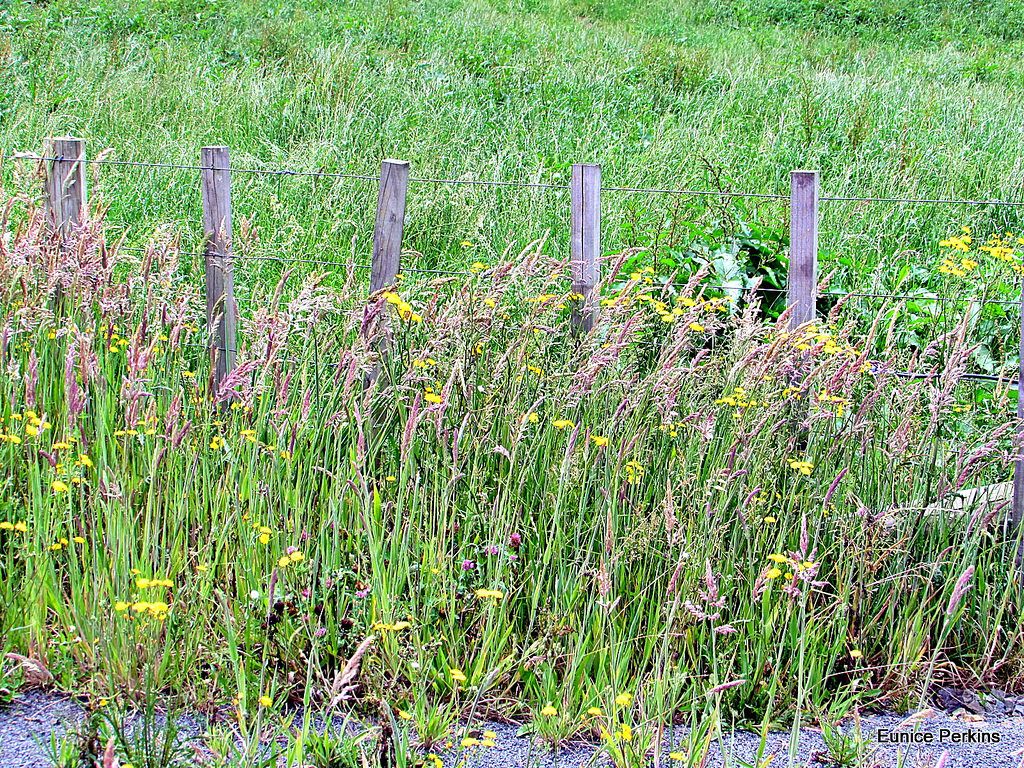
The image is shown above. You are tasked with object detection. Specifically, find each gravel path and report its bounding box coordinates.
[3,690,1024,768]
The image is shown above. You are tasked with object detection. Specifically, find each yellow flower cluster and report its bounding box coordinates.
[624,460,644,485]
[628,267,657,284]
[814,392,850,418]
[459,732,498,749]
[0,521,28,533]
[372,620,412,631]
[978,231,1024,275]
[113,416,159,438]
[788,458,814,476]
[276,550,305,568]
[937,256,977,277]
[382,291,423,323]
[136,577,174,589]
[2,410,53,443]
[716,387,769,419]
[938,228,1024,277]
[474,588,504,600]
[765,552,817,581]
[938,228,972,253]
[115,600,170,620]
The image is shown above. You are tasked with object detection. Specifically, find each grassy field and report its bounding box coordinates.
[2,2,1024,767]
[5,0,1024,283]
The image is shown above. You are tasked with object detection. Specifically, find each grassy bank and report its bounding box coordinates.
[0,209,1022,766]
[3,2,1024,765]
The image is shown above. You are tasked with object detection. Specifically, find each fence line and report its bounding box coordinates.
[12,152,1024,206]
[31,138,1024,564]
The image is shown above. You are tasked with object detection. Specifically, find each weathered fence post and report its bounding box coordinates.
[571,163,601,333]
[43,137,88,313]
[370,159,410,294]
[1014,285,1024,567]
[201,146,237,394]
[363,159,410,390]
[788,170,819,329]
[44,137,88,239]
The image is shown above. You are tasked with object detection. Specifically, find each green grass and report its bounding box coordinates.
[4,0,1024,291]
[3,2,1024,765]
[1,212,1022,767]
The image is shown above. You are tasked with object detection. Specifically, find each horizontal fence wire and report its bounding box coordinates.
[114,248,1024,308]
[10,153,1024,207]
[603,185,787,199]
[886,369,1019,386]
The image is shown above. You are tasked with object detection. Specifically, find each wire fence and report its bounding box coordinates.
[11,153,1024,207]
[17,146,1024,391]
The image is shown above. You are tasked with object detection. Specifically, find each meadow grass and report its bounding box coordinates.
[0,207,1022,766]
[3,1,1024,765]
[5,0,1024,288]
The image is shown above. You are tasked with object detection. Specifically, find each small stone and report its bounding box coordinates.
[964,695,985,715]
[936,688,967,712]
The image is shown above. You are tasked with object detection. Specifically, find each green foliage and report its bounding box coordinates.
[3,0,1024,286]
[1,1,1024,762]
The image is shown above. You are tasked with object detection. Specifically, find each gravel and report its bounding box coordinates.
[3,690,1024,768]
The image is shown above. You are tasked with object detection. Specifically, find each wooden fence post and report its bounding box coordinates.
[44,137,88,239]
[370,159,410,294]
[43,137,88,313]
[363,159,410,390]
[571,163,601,333]
[788,170,819,329]
[1013,283,1024,567]
[201,146,237,394]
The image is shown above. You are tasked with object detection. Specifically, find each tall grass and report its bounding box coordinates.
[0,206,1021,766]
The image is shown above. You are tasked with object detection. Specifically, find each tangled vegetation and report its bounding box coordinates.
[0,205,1022,765]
